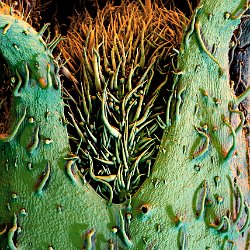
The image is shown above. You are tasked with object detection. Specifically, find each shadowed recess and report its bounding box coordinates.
[59,0,189,203]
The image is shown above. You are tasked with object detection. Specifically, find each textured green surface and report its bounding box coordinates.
[0,10,114,249]
[0,0,249,249]
[129,1,250,249]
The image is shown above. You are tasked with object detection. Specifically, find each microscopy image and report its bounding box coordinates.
[0,1,249,249]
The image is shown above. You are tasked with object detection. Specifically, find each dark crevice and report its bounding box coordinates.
[58,1,189,204]
[0,56,13,134]
[229,10,250,123]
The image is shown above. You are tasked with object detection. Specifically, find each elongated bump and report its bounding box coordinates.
[156,115,166,130]
[179,225,187,249]
[64,154,80,162]
[127,63,138,91]
[119,210,133,248]
[36,162,51,196]
[7,214,17,250]
[132,173,145,186]
[197,180,207,219]
[28,126,40,153]
[230,1,249,19]
[94,174,116,182]
[235,86,250,105]
[87,139,98,156]
[102,38,109,72]
[138,57,156,85]
[223,119,237,162]
[89,156,113,206]
[126,212,132,226]
[86,229,95,250]
[140,25,145,69]
[102,84,121,139]
[46,63,52,89]
[233,181,244,225]
[79,82,89,118]
[193,126,210,159]
[113,59,121,90]
[115,178,121,193]
[61,65,77,84]
[214,176,221,187]
[166,92,173,127]
[123,100,136,148]
[24,63,30,88]
[13,44,19,50]
[225,218,231,232]
[195,20,223,75]
[175,85,186,122]
[66,159,80,186]
[92,48,102,92]
[116,163,122,187]
[130,95,157,129]
[45,110,51,120]
[0,108,27,143]
[2,22,12,34]
[172,70,185,75]
[184,6,200,49]
[184,6,203,49]
[209,215,230,232]
[136,137,155,153]
[210,155,215,164]
[68,113,86,143]
[239,202,250,233]
[55,72,61,90]
[127,146,151,190]
[13,69,22,97]
[119,165,126,189]
[121,137,129,171]
[83,48,94,76]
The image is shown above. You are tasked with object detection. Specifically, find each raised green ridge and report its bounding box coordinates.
[0,7,113,249]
